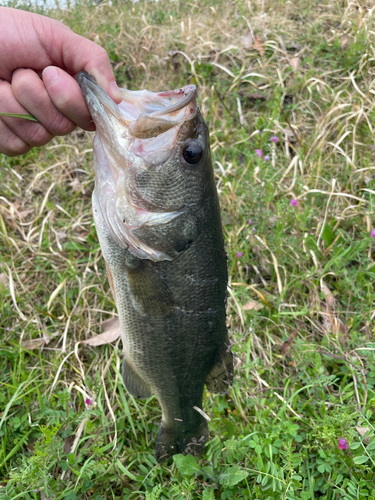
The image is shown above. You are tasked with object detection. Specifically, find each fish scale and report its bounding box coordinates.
[78,71,233,462]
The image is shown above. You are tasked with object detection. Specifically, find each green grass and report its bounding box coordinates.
[1,0,375,498]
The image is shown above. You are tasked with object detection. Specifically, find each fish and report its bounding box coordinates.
[77,71,233,462]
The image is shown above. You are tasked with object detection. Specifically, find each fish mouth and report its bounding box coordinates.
[77,72,198,262]
[77,71,196,159]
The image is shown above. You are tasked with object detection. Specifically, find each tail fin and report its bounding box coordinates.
[155,421,208,463]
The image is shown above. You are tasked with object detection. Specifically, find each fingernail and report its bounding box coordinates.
[43,66,60,86]
[109,81,122,102]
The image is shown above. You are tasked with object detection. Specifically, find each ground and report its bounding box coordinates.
[1,0,375,499]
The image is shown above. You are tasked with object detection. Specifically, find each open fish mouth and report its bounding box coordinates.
[77,72,199,262]
[78,71,196,161]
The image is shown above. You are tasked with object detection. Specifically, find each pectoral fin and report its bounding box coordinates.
[205,348,233,393]
[128,262,174,317]
[122,357,152,399]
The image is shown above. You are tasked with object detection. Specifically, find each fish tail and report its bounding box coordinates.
[155,420,209,463]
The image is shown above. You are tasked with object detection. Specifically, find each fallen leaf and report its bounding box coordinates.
[341,34,349,49]
[251,248,272,276]
[356,426,371,444]
[41,492,54,500]
[320,303,348,336]
[82,329,121,346]
[82,317,121,346]
[289,57,299,71]
[70,178,82,192]
[237,91,266,101]
[90,32,100,44]
[0,273,8,289]
[252,35,265,56]
[64,434,74,454]
[280,330,298,355]
[268,216,278,226]
[56,231,67,242]
[105,261,117,305]
[18,208,33,219]
[102,317,120,332]
[243,300,263,312]
[233,354,243,370]
[241,31,254,50]
[321,280,335,308]
[21,333,51,350]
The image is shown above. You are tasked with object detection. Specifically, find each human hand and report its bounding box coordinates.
[0,7,122,156]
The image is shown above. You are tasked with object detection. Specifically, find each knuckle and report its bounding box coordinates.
[12,69,33,99]
[95,46,109,61]
[48,113,75,136]
[24,124,52,147]
[1,134,30,157]
[0,80,13,106]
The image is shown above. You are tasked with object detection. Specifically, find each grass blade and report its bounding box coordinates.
[0,112,38,122]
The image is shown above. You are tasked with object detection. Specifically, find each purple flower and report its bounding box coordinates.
[6,327,9,331]
[371,229,375,237]
[255,149,262,157]
[264,155,270,161]
[258,130,262,135]
[248,219,252,225]
[338,438,348,450]
[237,252,243,258]
[290,199,298,207]
[85,398,92,406]
[271,135,279,143]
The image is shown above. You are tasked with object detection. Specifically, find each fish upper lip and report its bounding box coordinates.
[143,86,197,117]
[77,71,197,129]
[77,71,122,120]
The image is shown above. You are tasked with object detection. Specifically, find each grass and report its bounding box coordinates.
[1,0,375,498]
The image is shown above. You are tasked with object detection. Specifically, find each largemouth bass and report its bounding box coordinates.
[77,71,233,462]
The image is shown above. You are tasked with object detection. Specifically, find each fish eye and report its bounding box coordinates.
[182,142,203,165]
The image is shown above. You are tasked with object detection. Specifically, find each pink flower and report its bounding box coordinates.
[290,199,298,207]
[248,219,252,225]
[237,252,243,258]
[255,149,262,157]
[271,135,279,142]
[85,398,92,406]
[371,229,375,237]
[338,438,348,450]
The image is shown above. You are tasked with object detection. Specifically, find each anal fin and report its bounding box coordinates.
[122,357,152,399]
[205,348,233,394]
